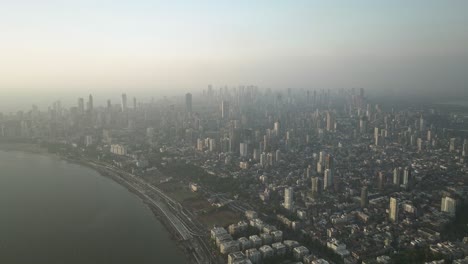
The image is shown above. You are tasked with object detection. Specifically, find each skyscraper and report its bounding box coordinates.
[359,116,367,134]
[78,98,84,114]
[185,93,192,114]
[374,127,380,146]
[402,166,411,188]
[378,171,385,190]
[450,138,456,152]
[324,169,332,190]
[325,154,334,185]
[311,177,319,197]
[326,112,335,132]
[393,167,402,186]
[389,197,399,223]
[221,100,229,119]
[88,94,93,112]
[121,93,128,112]
[441,196,457,216]
[284,187,293,211]
[274,121,280,136]
[463,139,468,157]
[239,142,248,157]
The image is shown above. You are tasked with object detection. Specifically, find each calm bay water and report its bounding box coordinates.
[0,150,186,264]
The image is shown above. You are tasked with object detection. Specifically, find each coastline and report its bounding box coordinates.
[0,142,50,154]
[0,142,193,264]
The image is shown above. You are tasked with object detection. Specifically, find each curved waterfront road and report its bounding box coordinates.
[81,159,217,264]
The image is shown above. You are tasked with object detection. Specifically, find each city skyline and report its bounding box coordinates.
[3,2,468,264]
[1,1,468,112]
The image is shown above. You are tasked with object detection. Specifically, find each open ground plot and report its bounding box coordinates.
[158,181,199,203]
[197,207,242,228]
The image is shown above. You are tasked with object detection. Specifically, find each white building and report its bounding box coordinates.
[240,142,248,157]
[284,187,294,211]
[110,144,127,155]
[441,196,457,216]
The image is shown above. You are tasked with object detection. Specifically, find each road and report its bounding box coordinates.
[83,159,218,264]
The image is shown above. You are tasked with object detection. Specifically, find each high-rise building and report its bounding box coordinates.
[374,127,380,146]
[324,169,332,190]
[311,177,319,197]
[133,97,137,109]
[88,94,94,111]
[316,162,322,174]
[419,118,425,132]
[325,154,334,184]
[378,171,385,190]
[284,187,294,211]
[393,167,402,186]
[306,165,312,178]
[229,128,240,153]
[463,139,468,157]
[274,121,280,136]
[359,116,367,134]
[221,100,229,119]
[318,151,325,164]
[85,135,93,146]
[253,148,259,160]
[402,167,411,188]
[239,142,248,157]
[450,138,456,152]
[185,93,192,114]
[326,112,335,132]
[389,197,399,223]
[441,196,457,216]
[417,138,423,152]
[78,98,84,114]
[121,93,128,112]
[209,138,217,152]
[360,186,368,208]
[260,152,267,167]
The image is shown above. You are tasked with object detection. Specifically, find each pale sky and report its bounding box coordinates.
[1,1,467,111]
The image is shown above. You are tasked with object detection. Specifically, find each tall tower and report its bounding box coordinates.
[88,94,93,112]
[274,121,280,136]
[221,100,229,119]
[324,169,332,190]
[78,98,84,114]
[121,93,128,112]
[284,187,293,211]
[463,139,468,157]
[311,177,319,197]
[393,167,402,186]
[185,93,192,114]
[403,167,411,188]
[378,171,385,190]
[441,196,457,216]
[325,154,334,185]
[389,197,399,223]
[450,138,456,152]
[359,116,367,134]
[374,127,380,146]
[326,112,335,132]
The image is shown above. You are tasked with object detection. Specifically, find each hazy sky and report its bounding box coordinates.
[1,1,468,111]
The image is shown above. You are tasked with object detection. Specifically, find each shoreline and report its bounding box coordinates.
[0,142,50,154]
[0,143,194,264]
